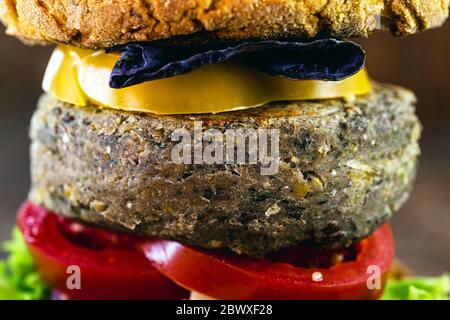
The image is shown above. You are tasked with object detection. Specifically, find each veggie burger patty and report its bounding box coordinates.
[29,84,420,257]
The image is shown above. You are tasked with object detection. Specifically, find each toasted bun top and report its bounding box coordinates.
[1,0,449,49]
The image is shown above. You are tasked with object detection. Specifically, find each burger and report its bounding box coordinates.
[0,0,449,300]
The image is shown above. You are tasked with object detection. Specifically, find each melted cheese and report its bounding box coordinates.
[43,45,372,115]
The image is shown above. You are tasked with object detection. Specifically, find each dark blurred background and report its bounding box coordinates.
[0,23,449,275]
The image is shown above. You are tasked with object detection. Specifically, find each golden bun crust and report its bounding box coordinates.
[389,259,413,280]
[1,0,448,48]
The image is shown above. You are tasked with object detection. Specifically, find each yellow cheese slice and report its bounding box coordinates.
[43,45,372,115]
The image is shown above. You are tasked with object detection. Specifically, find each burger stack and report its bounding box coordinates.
[0,0,449,300]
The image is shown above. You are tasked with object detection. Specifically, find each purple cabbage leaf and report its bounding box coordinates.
[110,39,365,89]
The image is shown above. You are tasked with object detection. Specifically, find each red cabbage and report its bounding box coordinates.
[109,39,365,89]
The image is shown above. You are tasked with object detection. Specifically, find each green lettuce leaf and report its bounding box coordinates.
[382,275,450,300]
[0,228,50,300]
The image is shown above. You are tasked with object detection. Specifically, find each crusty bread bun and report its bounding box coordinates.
[1,0,448,49]
[389,259,413,280]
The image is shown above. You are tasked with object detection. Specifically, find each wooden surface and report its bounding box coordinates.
[0,24,449,275]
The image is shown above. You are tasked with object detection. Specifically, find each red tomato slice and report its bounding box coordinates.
[17,202,189,300]
[143,225,394,300]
